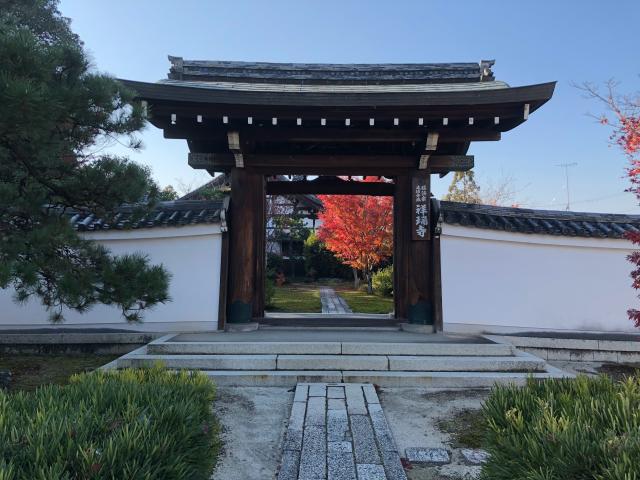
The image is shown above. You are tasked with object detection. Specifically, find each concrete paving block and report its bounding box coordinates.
[569,350,594,362]
[343,371,527,388]
[305,396,326,426]
[283,426,303,452]
[294,384,309,403]
[327,409,349,442]
[328,441,353,453]
[328,452,357,480]
[308,383,327,397]
[545,349,572,361]
[299,426,327,480]
[345,384,367,415]
[327,386,345,399]
[124,353,277,370]
[381,451,408,480]
[203,370,343,387]
[351,415,381,464]
[387,355,545,372]
[328,398,346,411]
[405,447,450,465]
[341,342,513,356]
[369,409,397,452]
[599,340,640,352]
[618,352,640,363]
[148,341,342,355]
[460,448,490,465]
[362,384,380,404]
[278,355,388,371]
[277,449,300,480]
[288,401,307,434]
[356,464,386,480]
[592,351,619,362]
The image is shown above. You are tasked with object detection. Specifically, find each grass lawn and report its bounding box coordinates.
[0,354,117,392]
[266,283,322,313]
[338,289,393,314]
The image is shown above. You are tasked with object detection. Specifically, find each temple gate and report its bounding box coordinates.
[123,58,554,331]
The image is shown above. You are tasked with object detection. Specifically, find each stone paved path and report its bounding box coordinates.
[320,287,353,314]
[277,383,407,480]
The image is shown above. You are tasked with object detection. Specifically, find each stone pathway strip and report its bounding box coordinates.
[278,383,407,480]
[320,287,353,314]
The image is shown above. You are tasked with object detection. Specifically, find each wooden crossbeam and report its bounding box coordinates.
[266,178,394,196]
[164,126,500,143]
[188,152,473,175]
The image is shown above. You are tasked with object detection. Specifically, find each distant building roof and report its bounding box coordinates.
[181,175,323,211]
[441,201,640,239]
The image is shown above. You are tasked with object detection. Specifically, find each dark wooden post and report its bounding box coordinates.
[227,168,264,326]
[393,175,410,320]
[394,171,434,327]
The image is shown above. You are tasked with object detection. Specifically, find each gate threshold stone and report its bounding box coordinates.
[277,383,407,480]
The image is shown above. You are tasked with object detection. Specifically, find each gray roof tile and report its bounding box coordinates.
[441,201,640,239]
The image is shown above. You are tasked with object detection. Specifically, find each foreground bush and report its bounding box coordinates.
[481,375,640,479]
[0,366,219,479]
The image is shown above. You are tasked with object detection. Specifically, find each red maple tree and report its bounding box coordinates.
[317,179,393,293]
[585,81,640,326]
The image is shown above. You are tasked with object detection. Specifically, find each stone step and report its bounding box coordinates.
[277,354,545,372]
[116,353,544,372]
[201,367,572,388]
[146,341,514,357]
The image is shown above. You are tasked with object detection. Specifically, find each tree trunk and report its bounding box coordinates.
[365,270,373,294]
[352,268,360,289]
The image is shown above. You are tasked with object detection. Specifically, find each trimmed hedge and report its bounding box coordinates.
[0,366,220,479]
[372,266,393,297]
[481,375,640,479]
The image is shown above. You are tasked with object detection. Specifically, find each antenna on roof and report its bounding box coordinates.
[556,162,578,211]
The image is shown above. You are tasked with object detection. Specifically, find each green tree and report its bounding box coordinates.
[0,0,170,322]
[158,185,179,201]
[443,170,482,204]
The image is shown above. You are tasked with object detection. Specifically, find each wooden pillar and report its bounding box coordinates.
[432,232,444,332]
[227,168,264,324]
[394,172,433,326]
[253,174,266,318]
[393,175,410,320]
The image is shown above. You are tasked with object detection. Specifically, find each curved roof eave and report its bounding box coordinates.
[119,79,556,108]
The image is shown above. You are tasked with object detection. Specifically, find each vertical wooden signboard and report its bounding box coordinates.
[411,173,430,241]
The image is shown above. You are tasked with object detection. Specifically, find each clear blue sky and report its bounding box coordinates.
[59,0,639,213]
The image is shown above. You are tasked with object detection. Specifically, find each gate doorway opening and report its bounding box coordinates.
[263,176,396,322]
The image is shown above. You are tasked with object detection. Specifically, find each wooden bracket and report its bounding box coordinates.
[419,132,439,169]
[227,131,244,168]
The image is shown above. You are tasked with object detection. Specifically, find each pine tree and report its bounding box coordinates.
[0,0,170,322]
[443,170,482,204]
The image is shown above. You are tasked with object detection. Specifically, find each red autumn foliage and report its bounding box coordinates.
[317,178,393,292]
[585,81,640,326]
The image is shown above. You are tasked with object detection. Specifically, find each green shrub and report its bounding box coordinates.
[372,265,393,297]
[303,233,351,280]
[0,366,220,479]
[265,278,276,307]
[481,375,640,479]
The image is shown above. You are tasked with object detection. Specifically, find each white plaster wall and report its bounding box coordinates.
[441,225,639,334]
[0,224,223,332]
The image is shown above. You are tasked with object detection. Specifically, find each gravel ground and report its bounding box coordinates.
[211,386,292,480]
[379,387,491,480]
